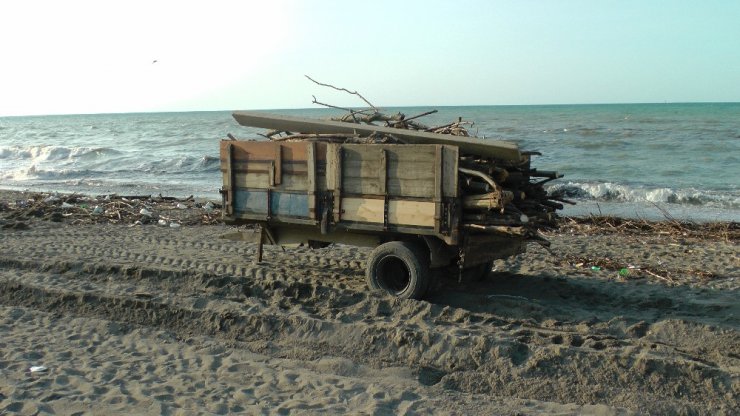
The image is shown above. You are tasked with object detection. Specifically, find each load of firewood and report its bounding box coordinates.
[252,76,569,233]
[259,76,472,144]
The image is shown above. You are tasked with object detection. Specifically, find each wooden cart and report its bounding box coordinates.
[220,112,559,299]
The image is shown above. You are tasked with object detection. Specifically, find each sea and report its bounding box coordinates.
[1,103,738,222]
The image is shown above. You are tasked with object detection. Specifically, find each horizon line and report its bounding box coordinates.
[2,101,738,118]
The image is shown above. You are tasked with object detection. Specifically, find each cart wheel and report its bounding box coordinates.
[366,241,430,299]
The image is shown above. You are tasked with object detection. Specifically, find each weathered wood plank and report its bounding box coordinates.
[341,197,384,223]
[379,148,387,195]
[270,192,309,217]
[387,178,435,198]
[434,145,443,202]
[307,142,317,219]
[343,160,435,182]
[343,144,436,164]
[342,177,440,198]
[443,145,459,198]
[220,140,314,161]
[326,144,343,222]
[233,189,268,216]
[388,200,436,227]
[225,161,308,176]
[342,177,381,196]
[434,145,442,231]
[232,172,309,191]
[341,197,436,227]
[274,144,282,186]
[326,144,339,190]
[226,143,235,215]
[232,111,522,161]
[342,159,383,177]
[268,161,276,187]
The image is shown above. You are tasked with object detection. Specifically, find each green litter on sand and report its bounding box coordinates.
[591,266,601,271]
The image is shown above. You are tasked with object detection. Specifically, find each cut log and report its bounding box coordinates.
[462,191,514,211]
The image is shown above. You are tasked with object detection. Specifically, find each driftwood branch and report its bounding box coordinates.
[311,96,357,114]
[305,75,377,110]
[310,96,373,124]
[405,109,438,122]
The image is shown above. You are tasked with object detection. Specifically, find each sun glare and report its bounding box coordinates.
[0,1,296,115]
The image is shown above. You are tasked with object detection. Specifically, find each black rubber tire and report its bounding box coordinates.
[365,241,430,300]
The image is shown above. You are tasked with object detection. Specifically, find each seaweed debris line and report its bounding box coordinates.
[0,192,221,230]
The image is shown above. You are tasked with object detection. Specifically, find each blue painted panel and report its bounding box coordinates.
[271,192,309,217]
[234,189,268,214]
[234,189,309,218]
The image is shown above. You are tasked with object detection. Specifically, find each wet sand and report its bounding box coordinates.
[1,190,738,415]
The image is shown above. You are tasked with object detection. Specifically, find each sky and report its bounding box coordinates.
[0,0,738,116]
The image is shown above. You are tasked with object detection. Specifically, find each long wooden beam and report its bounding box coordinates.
[232,111,522,162]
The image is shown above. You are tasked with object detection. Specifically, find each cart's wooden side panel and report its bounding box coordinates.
[221,141,459,242]
[220,141,325,220]
[341,144,456,199]
[337,144,458,231]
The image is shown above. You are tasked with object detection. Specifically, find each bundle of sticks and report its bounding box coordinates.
[244,76,567,237]
[261,76,472,143]
[457,152,569,231]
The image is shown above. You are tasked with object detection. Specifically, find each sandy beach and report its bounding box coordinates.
[0,190,737,415]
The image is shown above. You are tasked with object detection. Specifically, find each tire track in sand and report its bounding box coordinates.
[1,223,738,413]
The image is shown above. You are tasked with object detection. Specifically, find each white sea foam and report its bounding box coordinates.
[0,145,120,162]
[2,165,38,181]
[133,155,221,173]
[2,165,92,181]
[548,181,739,210]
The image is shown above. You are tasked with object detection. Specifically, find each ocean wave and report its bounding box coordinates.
[2,156,220,181]
[0,145,121,161]
[2,149,220,181]
[1,165,100,181]
[547,181,740,210]
[134,155,221,173]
